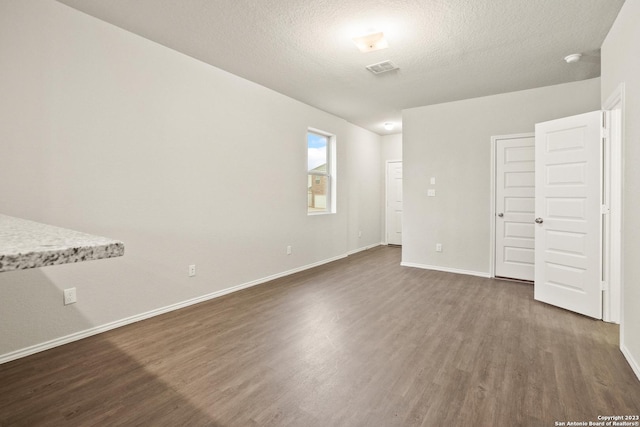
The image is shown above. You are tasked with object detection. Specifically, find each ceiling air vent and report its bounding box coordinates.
[366,60,398,75]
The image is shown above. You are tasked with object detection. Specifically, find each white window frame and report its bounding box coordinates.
[307,128,336,215]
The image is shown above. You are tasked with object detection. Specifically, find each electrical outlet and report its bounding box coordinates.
[188,264,196,277]
[63,288,77,305]
[428,189,436,197]
[358,230,362,238]
[436,243,443,252]
[286,245,292,255]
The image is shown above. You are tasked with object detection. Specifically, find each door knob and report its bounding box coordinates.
[535,217,544,224]
[497,213,504,217]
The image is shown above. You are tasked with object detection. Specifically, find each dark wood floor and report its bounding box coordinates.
[1,246,638,426]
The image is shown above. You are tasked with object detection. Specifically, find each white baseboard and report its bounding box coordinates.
[400,262,491,278]
[0,253,348,365]
[621,344,640,382]
[346,242,382,256]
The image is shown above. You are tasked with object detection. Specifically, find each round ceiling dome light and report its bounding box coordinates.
[352,32,389,53]
[384,122,395,131]
[564,53,582,64]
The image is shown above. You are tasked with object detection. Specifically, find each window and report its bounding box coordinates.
[307,130,335,214]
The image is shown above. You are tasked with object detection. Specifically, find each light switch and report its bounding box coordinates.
[430,177,436,185]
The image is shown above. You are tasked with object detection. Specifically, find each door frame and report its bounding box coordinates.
[489,108,623,323]
[489,133,534,278]
[385,160,402,245]
[603,83,625,324]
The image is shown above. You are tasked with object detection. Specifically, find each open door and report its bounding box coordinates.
[534,111,603,319]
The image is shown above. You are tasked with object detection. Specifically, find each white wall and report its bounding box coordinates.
[0,0,382,360]
[346,125,383,253]
[381,134,402,164]
[601,0,640,379]
[402,79,601,276]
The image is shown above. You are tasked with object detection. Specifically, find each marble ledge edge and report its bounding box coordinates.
[0,242,125,273]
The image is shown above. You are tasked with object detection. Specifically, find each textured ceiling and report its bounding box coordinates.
[55,0,625,135]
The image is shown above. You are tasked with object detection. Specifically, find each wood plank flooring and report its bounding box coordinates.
[1,246,638,426]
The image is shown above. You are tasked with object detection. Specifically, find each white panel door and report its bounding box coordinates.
[386,161,403,245]
[495,136,535,281]
[534,111,602,319]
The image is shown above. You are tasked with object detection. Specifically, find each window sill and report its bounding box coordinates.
[307,211,335,216]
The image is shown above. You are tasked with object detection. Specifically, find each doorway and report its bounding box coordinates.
[386,161,403,245]
[602,84,624,324]
[490,107,623,322]
[492,134,535,282]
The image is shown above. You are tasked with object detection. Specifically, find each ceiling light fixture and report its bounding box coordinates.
[352,32,388,53]
[564,53,582,64]
[384,122,395,131]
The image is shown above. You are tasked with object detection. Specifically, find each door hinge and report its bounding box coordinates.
[602,111,607,129]
[601,205,610,215]
[601,281,609,291]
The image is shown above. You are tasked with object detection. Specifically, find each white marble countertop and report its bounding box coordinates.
[0,214,124,272]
